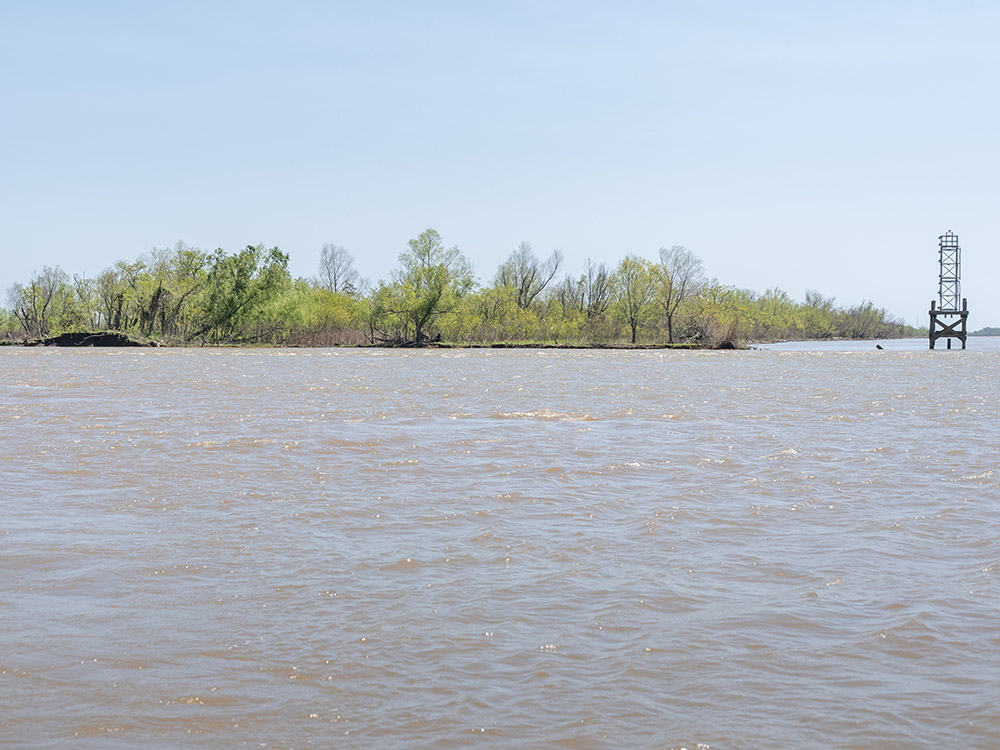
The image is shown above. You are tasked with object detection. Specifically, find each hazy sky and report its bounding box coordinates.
[3,1,997,327]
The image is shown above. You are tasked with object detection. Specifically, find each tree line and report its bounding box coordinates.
[1,229,919,347]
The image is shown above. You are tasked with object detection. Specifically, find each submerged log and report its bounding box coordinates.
[27,331,157,347]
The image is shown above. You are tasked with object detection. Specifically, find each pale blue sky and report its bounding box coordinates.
[3,1,997,327]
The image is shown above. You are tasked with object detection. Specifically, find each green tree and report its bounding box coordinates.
[686,281,752,347]
[0,305,16,341]
[263,281,366,345]
[553,274,584,318]
[442,286,541,344]
[95,260,146,332]
[654,245,703,343]
[194,245,290,343]
[582,259,614,320]
[380,229,474,343]
[614,254,655,343]
[751,287,798,340]
[802,289,837,339]
[838,300,894,339]
[6,266,67,338]
[158,243,210,339]
[72,275,101,330]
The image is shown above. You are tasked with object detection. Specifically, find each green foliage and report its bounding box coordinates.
[375,229,474,343]
[6,266,73,338]
[0,306,16,342]
[261,281,368,345]
[685,281,753,346]
[614,254,655,343]
[195,245,290,343]
[3,233,917,348]
[440,286,546,344]
[654,245,703,343]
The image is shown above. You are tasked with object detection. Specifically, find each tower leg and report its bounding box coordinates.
[929,300,936,349]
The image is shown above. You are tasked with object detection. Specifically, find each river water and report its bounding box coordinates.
[1,347,998,749]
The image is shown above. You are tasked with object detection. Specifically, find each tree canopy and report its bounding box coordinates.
[1,230,920,347]
[373,229,474,343]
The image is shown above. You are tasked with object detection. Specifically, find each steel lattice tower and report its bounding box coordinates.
[938,231,961,312]
[929,230,968,349]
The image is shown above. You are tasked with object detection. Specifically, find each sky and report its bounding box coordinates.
[2,0,998,328]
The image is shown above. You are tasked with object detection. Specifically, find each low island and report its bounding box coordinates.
[2,230,924,349]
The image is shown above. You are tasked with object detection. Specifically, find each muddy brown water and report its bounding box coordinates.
[2,347,998,748]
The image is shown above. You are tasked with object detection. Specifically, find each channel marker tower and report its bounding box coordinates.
[928,230,968,349]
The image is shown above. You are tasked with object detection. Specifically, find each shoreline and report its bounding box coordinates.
[11,331,981,352]
[7,335,929,351]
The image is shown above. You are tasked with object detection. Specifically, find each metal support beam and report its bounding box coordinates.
[929,297,968,349]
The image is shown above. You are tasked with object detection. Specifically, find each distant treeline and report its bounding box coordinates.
[1,230,921,347]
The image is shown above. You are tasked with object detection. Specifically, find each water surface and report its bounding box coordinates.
[1,348,998,748]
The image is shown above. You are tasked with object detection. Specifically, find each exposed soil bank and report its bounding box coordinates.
[27,331,158,347]
[15,334,740,349]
